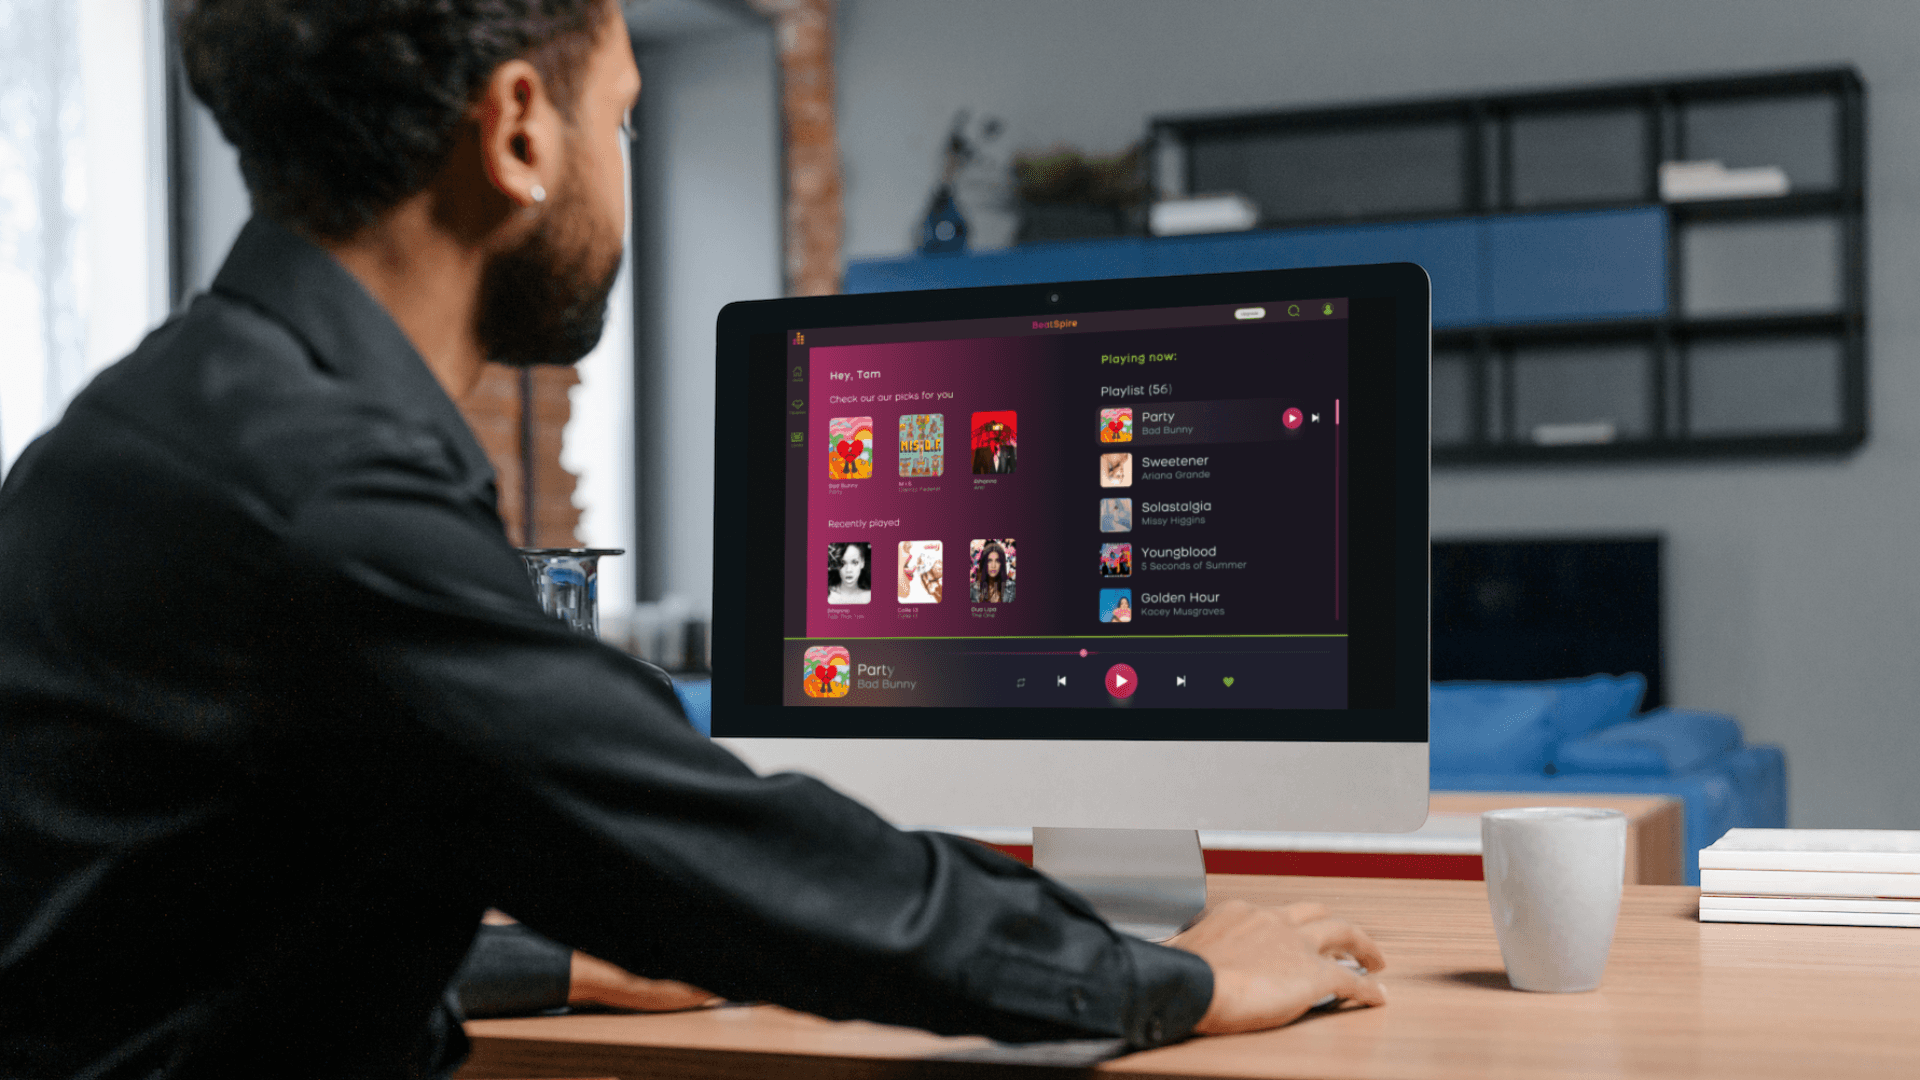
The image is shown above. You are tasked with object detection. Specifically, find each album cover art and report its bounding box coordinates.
[968,539,1017,603]
[802,645,851,697]
[1099,497,1132,533]
[1099,589,1132,623]
[1099,407,1132,443]
[827,416,874,478]
[827,542,871,605]
[897,413,944,477]
[1099,543,1132,577]
[970,411,1018,475]
[1099,452,1132,488]
[897,540,944,603]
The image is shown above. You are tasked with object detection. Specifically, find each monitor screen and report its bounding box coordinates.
[716,265,1426,750]
[791,298,1348,707]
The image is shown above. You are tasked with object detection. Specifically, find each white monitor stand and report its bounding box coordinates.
[1031,827,1206,941]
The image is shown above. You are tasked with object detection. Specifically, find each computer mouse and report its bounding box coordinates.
[1310,955,1369,1010]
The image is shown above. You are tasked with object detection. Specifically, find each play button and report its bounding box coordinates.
[1105,663,1138,698]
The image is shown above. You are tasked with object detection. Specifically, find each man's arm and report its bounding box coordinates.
[282,450,1380,1046]
[280,452,1211,1047]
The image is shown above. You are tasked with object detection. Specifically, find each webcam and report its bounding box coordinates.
[1047,292,1061,304]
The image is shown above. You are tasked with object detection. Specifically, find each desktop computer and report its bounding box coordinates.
[711,262,1430,938]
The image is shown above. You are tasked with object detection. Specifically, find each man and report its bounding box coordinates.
[0,2,1386,1077]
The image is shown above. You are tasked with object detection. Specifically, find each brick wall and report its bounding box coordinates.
[751,0,843,296]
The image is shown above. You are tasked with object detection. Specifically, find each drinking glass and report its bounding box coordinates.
[518,548,624,638]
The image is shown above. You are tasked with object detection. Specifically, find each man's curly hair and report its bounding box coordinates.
[174,0,614,240]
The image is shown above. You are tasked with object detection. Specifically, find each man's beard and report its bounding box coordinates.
[475,182,623,368]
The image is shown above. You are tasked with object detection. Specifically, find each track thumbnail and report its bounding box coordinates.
[898,413,944,477]
[897,540,944,603]
[970,411,1018,475]
[828,416,873,478]
[802,646,851,697]
[827,542,872,605]
[969,539,1017,603]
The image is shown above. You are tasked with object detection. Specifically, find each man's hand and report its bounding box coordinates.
[1168,899,1387,1035]
[568,952,723,1012]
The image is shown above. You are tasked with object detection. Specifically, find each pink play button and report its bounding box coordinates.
[1283,407,1304,430]
[1105,663,1138,698]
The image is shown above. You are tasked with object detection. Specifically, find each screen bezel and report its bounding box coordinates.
[712,261,1429,745]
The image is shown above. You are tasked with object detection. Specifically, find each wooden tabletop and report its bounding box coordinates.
[459,874,1920,1079]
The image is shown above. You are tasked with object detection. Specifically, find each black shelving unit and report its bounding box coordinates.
[1151,68,1866,464]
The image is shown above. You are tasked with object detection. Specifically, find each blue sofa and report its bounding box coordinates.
[1430,676,1786,884]
[674,678,712,737]
[673,675,1783,885]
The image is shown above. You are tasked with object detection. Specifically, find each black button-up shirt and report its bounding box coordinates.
[0,218,1211,1079]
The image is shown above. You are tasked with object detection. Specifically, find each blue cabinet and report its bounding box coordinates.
[845,206,1668,331]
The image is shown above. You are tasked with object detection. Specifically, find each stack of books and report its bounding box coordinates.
[1699,829,1920,927]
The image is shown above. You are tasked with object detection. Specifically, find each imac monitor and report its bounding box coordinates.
[712,263,1429,934]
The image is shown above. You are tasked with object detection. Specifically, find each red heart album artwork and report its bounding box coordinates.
[802,646,851,698]
[827,417,874,479]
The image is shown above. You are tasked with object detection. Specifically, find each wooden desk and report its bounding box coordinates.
[458,875,1920,1079]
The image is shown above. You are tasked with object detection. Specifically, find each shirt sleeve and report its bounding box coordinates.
[450,923,573,1019]
[280,443,1214,1049]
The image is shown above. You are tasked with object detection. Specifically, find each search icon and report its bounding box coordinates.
[1286,304,1301,317]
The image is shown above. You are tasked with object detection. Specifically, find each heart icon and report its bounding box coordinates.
[815,665,833,685]
[1222,676,1235,687]
[1107,419,1122,434]
[849,438,864,458]
[836,440,853,460]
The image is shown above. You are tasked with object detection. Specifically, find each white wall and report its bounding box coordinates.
[0,0,168,475]
[77,0,164,366]
[832,0,1920,829]
[632,26,783,619]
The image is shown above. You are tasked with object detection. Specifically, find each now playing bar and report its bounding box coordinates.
[784,635,1346,713]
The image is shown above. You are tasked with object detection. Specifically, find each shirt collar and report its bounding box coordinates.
[210,216,495,481]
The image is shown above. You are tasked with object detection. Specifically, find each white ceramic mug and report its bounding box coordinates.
[1481,807,1627,992]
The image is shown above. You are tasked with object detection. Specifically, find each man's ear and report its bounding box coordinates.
[475,58,561,211]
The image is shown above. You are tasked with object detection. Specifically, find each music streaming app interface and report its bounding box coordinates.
[780,301,1349,713]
